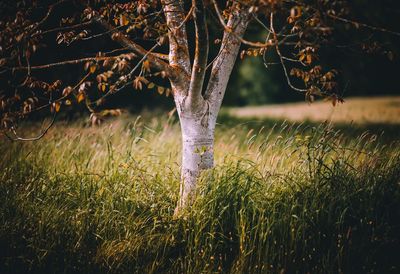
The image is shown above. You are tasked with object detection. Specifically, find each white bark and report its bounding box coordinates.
[172,5,250,215]
[176,109,215,211]
[205,11,250,120]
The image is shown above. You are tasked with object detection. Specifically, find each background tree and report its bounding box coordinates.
[0,0,398,214]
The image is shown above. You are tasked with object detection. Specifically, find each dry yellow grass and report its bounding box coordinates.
[228,96,400,124]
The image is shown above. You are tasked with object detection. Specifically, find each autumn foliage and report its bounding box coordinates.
[1,0,397,137]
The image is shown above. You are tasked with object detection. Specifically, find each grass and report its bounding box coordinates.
[0,113,399,273]
[228,96,400,125]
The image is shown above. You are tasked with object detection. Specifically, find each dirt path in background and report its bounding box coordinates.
[228,96,400,125]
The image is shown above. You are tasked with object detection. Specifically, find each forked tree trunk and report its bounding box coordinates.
[172,8,249,215]
[80,0,249,215]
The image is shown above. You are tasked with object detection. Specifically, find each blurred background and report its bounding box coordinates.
[101,0,400,109]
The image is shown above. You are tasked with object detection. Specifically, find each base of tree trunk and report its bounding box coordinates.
[174,116,215,216]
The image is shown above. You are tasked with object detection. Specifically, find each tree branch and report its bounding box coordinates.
[328,14,400,37]
[188,0,209,109]
[89,43,161,108]
[161,0,192,77]
[28,0,69,34]
[210,0,271,48]
[4,112,56,142]
[10,54,128,71]
[18,72,91,117]
[204,8,250,115]
[32,21,93,38]
[270,13,307,93]
[93,16,177,80]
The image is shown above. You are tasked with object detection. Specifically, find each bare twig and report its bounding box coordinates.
[32,21,93,37]
[328,14,400,37]
[270,13,307,93]
[4,112,57,142]
[176,3,195,29]
[211,0,272,48]
[28,0,69,34]
[10,54,129,71]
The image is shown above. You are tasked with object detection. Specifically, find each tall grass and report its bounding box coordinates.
[0,114,399,273]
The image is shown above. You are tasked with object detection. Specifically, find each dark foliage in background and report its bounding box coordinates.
[226,0,400,105]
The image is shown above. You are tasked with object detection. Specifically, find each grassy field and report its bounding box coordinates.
[228,96,400,125]
[1,109,400,273]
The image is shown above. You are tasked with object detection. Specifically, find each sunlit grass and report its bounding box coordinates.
[228,96,400,125]
[1,113,399,273]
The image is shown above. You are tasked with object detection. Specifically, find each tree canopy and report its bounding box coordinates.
[0,0,398,137]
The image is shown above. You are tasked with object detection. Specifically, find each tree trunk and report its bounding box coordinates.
[171,5,250,215]
[175,105,216,214]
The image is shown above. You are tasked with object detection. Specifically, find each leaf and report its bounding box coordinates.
[111,32,121,41]
[290,6,302,18]
[77,93,85,103]
[98,83,107,92]
[310,86,322,96]
[117,59,128,72]
[143,60,151,72]
[51,101,61,112]
[332,96,337,107]
[133,77,143,90]
[90,113,101,126]
[157,86,165,95]
[120,14,129,26]
[306,54,312,64]
[240,50,246,59]
[0,58,6,67]
[90,64,97,74]
[330,94,344,107]
[147,82,155,89]
[15,33,24,42]
[62,86,73,97]
[65,99,72,105]
[100,109,122,117]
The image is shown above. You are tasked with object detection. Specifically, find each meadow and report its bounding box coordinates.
[0,104,399,273]
[229,96,400,125]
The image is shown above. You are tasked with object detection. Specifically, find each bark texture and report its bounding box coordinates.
[173,6,250,214]
[177,112,215,210]
[101,0,251,214]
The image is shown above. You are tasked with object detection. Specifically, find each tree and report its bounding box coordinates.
[0,0,398,214]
